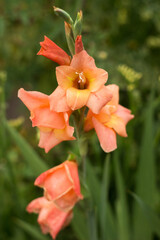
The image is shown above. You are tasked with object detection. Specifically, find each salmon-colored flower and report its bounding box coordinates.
[35,160,83,211]
[84,84,134,152]
[27,197,72,239]
[49,45,112,113]
[18,88,75,153]
[37,36,71,65]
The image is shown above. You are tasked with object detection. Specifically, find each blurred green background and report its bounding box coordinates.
[0,0,160,240]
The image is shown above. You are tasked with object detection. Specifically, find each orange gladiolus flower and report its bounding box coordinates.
[35,160,83,211]
[18,88,75,153]
[37,36,71,65]
[27,197,73,239]
[84,84,134,152]
[49,44,112,113]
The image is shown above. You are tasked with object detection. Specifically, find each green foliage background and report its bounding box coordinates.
[0,0,160,240]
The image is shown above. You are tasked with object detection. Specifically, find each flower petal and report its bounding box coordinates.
[65,161,83,199]
[66,87,90,110]
[87,86,112,114]
[56,66,77,90]
[37,36,71,65]
[26,197,48,213]
[31,107,66,129]
[106,114,127,137]
[92,117,117,152]
[18,88,49,111]
[38,126,75,153]
[85,68,108,92]
[75,35,84,54]
[105,84,119,113]
[116,105,134,124]
[49,86,70,112]
[71,50,96,71]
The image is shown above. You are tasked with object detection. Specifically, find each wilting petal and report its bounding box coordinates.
[71,50,96,71]
[18,88,49,111]
[85,68,108,92]
[37,36,71,66]
[31,107,66,129]
[56,66,77,90]
[38,126,75,153]
[92,117,117,152]
[75,35,84,54]
[116,105,134,124]
[106,114,127,137]
[49,86,70,112]
[87,86,113,114]
[66,87,90,110]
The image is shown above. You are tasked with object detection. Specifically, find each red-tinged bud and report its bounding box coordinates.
[75,35,84,54]
[37,36,71,65]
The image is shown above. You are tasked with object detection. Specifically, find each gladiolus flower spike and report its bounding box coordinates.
[18,7,134,240]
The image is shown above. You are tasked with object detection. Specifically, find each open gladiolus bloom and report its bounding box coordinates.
[84,84,134,152]
[50,49,113,113]
[18,88,75,153]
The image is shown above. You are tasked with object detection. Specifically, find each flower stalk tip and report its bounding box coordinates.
[53,6,73,25]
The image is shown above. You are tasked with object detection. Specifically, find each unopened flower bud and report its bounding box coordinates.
[65,22,75,56]
[74,10,83,39]
[53,6,73,25]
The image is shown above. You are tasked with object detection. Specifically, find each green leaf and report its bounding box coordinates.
[15,218,48,240]
[130,192,160,237]
[71,207,89,240]
[133,91,157,240]
[113,151,130,240]
[5,122,48,176]
[100,154,117,240]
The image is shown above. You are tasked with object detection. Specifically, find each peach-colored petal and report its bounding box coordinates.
[65,161,83,199]
[56,66,77,90]
[31,107,65,129]
[116,105,134,124]
[92,117,117,152]
[28,198,73,239]
[105,84,119,113]
[49,86,70,112]
[75,35,84,54]
[87,86,113,114]
[85,68,108,92]
[38,126,75,153]
[71,50,96,71]
[106,114,127,137]
[26,197,48,214]
[66,87,90,110]
[37,36,71,66]
[84,111,94,132]
[18,88,49,111]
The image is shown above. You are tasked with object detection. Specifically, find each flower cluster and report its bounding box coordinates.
[18,36,133,153]
[18,14,134,239]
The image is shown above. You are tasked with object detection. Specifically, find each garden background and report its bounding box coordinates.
[0,0,160,239]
